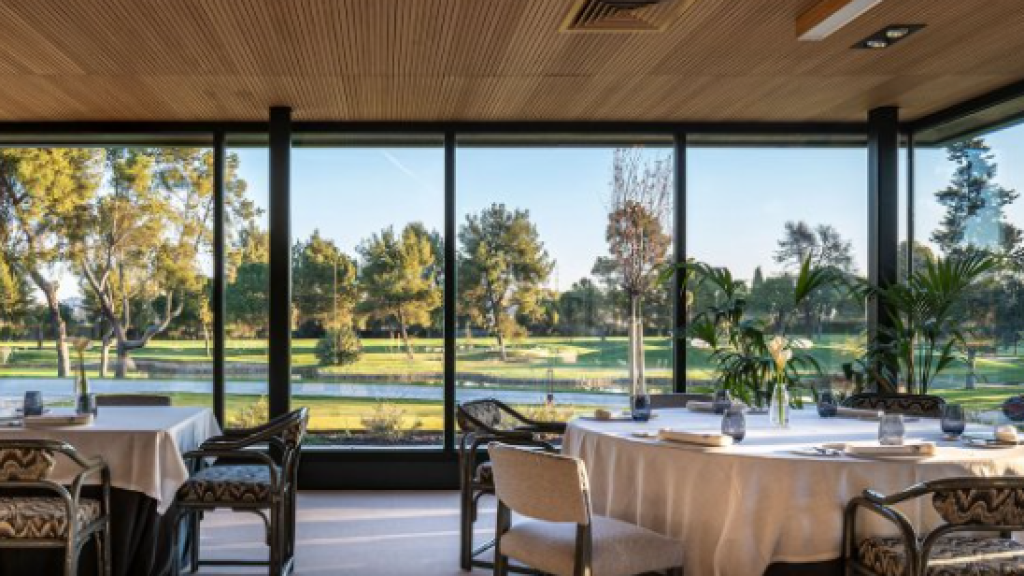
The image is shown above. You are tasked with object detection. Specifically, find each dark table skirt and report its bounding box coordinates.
[0,487,187,576]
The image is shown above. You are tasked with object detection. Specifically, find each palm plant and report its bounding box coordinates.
[668,257,843,407]
[855,251,999,394]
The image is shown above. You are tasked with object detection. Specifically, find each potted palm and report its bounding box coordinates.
[855,251,998,394]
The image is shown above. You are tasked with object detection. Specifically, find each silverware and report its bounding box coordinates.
[812,446,843,457]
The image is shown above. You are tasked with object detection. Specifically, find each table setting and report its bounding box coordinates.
[0,389,221,576]
[563,402,1024,576]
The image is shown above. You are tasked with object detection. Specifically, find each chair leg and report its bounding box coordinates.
[103,521,112,576]
[460,484,474,570]
[494,553,509,576]
[189,511,201,574]
[269,501,282,576]
[63,543,78,576]
[169,507,182,576]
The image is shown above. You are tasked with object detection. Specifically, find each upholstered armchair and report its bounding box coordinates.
[0,439,111,576]
[457,398,566,571]
[172,407,308,576]
[489,442,684,576]
[844,477,1024,576]
[841,393,947,418]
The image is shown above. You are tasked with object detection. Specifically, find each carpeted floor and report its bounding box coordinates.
[195,491,491,575]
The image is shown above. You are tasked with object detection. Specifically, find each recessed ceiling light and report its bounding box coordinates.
[853,24,925,50]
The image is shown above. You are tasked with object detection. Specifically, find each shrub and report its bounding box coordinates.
[229,396,270,429]
[360,400,421,444]
[315,327,362,367]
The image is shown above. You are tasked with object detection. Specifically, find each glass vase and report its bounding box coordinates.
[629,319,650,422]
[770,381,789,429]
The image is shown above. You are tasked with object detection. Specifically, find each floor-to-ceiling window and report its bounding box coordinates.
[454,139,675,422]
[0,144,217,410]
[289,136,445,446]
[686,140,868,399]
[913,120,1024,409]
[224,140,270,427]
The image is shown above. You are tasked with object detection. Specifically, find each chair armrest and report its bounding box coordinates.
[844,496,921,573]
[515,421,568,434]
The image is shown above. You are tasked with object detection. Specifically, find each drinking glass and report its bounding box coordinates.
[817,389,838,418]
[713,389,732,415]
[878,413,905,445]
[23,391,44,416]
[721,405,746,443]
[630,394,652,422]
[940,404,966,438]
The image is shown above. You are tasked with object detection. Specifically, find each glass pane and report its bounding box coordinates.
[914,121,1024,415]
[687,145,868,402]
[225,144,270,427]
[291,141,445,446]
[0,147,216,410]
[455,144,675,425]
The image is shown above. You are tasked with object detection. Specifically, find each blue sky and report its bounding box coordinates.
[237,144,872,286]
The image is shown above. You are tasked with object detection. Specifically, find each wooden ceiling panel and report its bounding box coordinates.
[0,0,1022,122]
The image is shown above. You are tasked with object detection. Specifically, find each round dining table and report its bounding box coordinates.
[562,407,1024,576]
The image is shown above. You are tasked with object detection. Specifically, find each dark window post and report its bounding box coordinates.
[868,107,899,375]
[443,132,456,451]
[905,132,915,282]
[269,107,292,418]
[213,131,226,425]
[672,133,687,393]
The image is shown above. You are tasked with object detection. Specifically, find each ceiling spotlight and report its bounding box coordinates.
[885,27,911,39]
[854,24,925,50]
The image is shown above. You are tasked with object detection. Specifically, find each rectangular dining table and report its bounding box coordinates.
[564,407,1024,576]
[0,406,221,576]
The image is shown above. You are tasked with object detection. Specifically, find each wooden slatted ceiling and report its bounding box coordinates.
[0,0,1021,122]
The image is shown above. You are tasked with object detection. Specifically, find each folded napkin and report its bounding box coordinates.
[657,428,734,447]
[835,407,882,419]
[686,401,714,413]
[845,441,935,457]
[23,413,93,427]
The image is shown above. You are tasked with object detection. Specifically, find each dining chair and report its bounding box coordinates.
[488,442,684,576]
[844,477,1024,576]
[457,398,566,572]
[172,407,308,576]
[95,394,172,407]
[649,393,713,409]
[841,393,946,417]
[0,439,111,576]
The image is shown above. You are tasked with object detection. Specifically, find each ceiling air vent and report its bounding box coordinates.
[562,0,690,32]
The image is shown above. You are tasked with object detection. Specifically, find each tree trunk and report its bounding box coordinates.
[35,324,43,350]
[99,333,111,378]
[51,311,69,379]
[397,309,414,361]
[115,345,134,379]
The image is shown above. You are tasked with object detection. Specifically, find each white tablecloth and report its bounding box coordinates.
[0,406,220,514]
[563,408,1024,576]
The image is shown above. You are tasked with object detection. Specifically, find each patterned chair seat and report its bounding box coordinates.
[858,535,1024,576]
[178,464,280,504]
[0,496,102,539]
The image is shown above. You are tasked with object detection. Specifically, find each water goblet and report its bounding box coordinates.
[721,405,746,443]
[878,413,905,446]
[817,389,838,418]
[940,404,966,439]
[23,391,44,417]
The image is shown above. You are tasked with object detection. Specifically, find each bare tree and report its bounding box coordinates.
[601,148,672,388]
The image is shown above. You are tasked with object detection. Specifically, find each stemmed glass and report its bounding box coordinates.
[23,391,44,416]
[941,404,966,439]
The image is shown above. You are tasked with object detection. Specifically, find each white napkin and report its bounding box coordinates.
[835,407,882,419]
[686,401,714,413]
[658,428,734,447]
[844,442,935,457]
